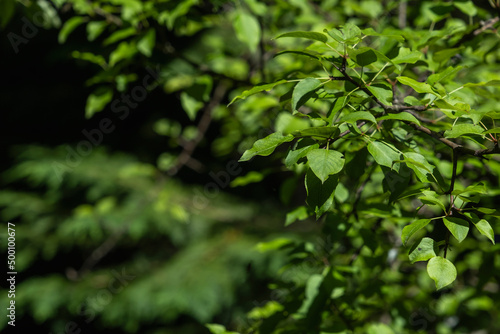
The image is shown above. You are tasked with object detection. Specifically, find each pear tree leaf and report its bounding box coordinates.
[409,237,437,263]
[402,219,431,246]
[240,132,294,161]
[275,31,328,43]
[228,80,288,105]
[473,219,495,244]
[427,256,457,290]
[306,149,345,183]
[292,78,323,110]
[367,141,401,169]
[443,217,469,243]
[378,112,421,126]
[397,76,437,95]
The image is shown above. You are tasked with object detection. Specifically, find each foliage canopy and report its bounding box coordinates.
[1,0,500,333]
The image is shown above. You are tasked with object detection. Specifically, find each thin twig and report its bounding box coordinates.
[168,81,229,175]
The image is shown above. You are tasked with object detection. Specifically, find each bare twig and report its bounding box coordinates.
[167,81,229,175]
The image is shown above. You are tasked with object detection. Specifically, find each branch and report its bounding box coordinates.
[167,81,229,175]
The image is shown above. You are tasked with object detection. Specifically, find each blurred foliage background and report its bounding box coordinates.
[0,0,499,333]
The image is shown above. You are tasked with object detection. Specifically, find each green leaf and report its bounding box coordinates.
[397,76,437,95]
[483,127,500,134]
[362,28,405,42]
[59,16,86,44]
[473,219,495,244]
[409,237,437,263]
[103,27,137,46]
[427,256,457,290]
[378,112,421,126]
[427,66,463,86]
[392,48,422,64]
[342,22,362,42]
[137,29,156,57]
[367,84,393,106]
[452,183,487,196]
[109,41,138,67]
[292,78,322,110]
[341,111,377,124]
[444,124,484,138]
[230,171,265,187]
[228,80,288,105]
[403,152,435,183]
[305,168,338,219]
[275,31,328,43]
[0,0,15,29]
[180,92,203,121]
[206,323,239,334]
[239,133,294,161]
[85,87,114,119]
[454,1,477,16]
[367,141,401,169]
[86,21,108,41]
[234,10,261,52]
[418,190,446,212]
[348,48,379,66]
[402,219,431,246]
[464,80,500,88]
[433,47,463,63]
[285,143,319,168]
[443,217,469,243]
[275,50,320,60]
[306,149,345,183]
[285,206,309,226]
[292,126,339,139]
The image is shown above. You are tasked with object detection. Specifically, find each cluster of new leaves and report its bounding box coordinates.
[234,21,500,290]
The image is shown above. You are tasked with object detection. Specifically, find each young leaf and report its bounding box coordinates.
[292,78,322,110]
[367,141,401,169]
[306,149,345,183]
[397,76,437,95]
[409,237,437,263]
[305,169,338,219]
[239,133,294,161]
[275,31,328,43]
[427,256,457,290]
[228,80,288,105]
[402,219,431,246]
[473,219,495,244]
[443,217,469,243]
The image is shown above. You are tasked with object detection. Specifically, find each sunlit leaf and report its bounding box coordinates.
[443,217,469,243]
[292,78,323,110]
[427,256,457,290]
[239,133,294,161]
[402,219,431,246]
[306,149,345,183]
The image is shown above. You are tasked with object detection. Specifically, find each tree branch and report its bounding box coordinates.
[167,81,229,175]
